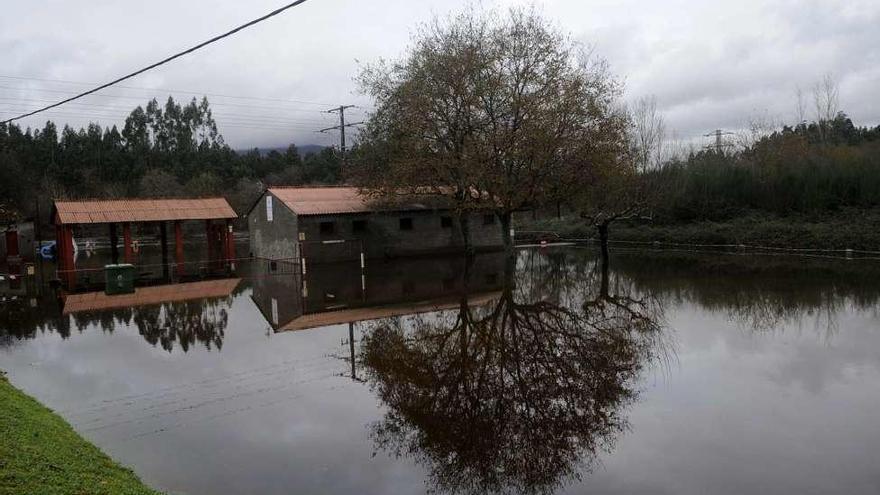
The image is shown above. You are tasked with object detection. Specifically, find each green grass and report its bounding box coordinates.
[0,372,162,495]
[516,209,880,251]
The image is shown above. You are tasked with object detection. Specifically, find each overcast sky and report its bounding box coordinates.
[1,0,878,149]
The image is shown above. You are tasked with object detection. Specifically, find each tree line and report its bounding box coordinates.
[648,114,880,222]
[0,96,342,221]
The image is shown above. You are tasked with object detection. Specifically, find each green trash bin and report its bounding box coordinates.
[105,264,135,295]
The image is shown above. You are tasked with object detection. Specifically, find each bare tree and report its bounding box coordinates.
[794,85,807,125]
[630,95,666,170]
[812,72,840,124]
[352,7,626,255]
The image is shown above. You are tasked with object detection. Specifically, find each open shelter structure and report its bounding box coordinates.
[52,198,237,288]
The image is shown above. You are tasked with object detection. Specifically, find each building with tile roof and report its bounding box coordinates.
[246,186,503,262]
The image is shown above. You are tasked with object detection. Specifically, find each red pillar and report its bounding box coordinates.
[57,225,76,288]
[122,223,134,264]
[224,219,235,263]
[5,228,19,258]
[174,221,184,276]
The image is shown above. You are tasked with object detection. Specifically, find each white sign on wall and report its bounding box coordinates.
[271,298,279,325]
[266,195,274,222]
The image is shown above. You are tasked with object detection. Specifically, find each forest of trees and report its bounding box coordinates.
[648,113,880,221]
[0,96,342,221]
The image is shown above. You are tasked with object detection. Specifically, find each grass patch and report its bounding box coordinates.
[0,372,162,495]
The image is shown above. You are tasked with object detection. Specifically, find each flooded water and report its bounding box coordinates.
[2,246,880,495]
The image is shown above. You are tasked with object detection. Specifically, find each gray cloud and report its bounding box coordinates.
[1,0,878,149]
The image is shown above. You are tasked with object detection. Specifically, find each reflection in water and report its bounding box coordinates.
[610,251,880,339]
[360,255,667,494]
[131,300,229,352]
[0,279,241,352]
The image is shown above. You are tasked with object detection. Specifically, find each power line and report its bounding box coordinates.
[0,106,334,129]
[0,0,312,125]
[0,92,341,115]
[0,75,336,108]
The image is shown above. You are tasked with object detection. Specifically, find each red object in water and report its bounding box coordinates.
[5,228,19,258]
[123,223,134,263]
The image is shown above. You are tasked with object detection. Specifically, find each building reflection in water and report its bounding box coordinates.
[357,253,668,495]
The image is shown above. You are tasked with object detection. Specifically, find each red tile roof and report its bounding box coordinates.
[267,187,445,216]
[62,278,241,314]
[54,198,237,225]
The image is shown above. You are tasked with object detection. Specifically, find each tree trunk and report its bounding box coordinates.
[458,212,473,255]
[598,222,610,298]
[499,211,513,256]
[598,222,610,267]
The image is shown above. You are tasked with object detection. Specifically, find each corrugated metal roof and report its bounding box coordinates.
[62,278,241,314]
[54,198,237,225]
[267,187,445,216]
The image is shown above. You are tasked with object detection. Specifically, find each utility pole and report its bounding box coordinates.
[703,129,734,152]
[318,105,363,164]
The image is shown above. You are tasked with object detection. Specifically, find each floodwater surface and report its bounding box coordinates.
[2,247,880,495]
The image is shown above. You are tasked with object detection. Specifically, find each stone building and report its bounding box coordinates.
[247,187,503,262]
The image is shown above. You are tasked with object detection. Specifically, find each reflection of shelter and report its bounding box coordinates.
[247,187,503,263]
[250,254,506,332]
[62,278,241,315]
[51,198,237,287]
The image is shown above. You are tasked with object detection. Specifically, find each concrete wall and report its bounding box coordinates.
[248,192,299,261]
[298,210,503,261]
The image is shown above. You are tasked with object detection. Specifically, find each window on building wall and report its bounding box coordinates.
[399,218,413,231]
[352,219,367,233]
[441,216,453,228]
[319,221,335,235]
[483,214,495,225]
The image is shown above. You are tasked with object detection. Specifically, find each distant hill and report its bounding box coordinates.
[235,144,327,157]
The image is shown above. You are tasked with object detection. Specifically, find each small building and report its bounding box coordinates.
[247,186,503,262]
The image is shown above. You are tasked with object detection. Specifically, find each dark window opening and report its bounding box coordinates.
[352,219,367,233]
[483,214,495,225]
[399,218,414,231]
[441,216,453,228]
[324,290,337,303]
[442,277,456,291]
[319,221,335,235]
[485,273,498,284]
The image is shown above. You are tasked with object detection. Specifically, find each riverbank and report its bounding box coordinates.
[0,372,161,495]
[515,209,880,251]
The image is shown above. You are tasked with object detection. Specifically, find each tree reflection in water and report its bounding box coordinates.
[360,255,667,494]
[133,299,230,352]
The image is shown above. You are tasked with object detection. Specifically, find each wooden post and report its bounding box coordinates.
[205,220,214,266]
[174,221,184,277]
[109,223,119,264]
[122,223,134,264]
[224,219,235,264]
